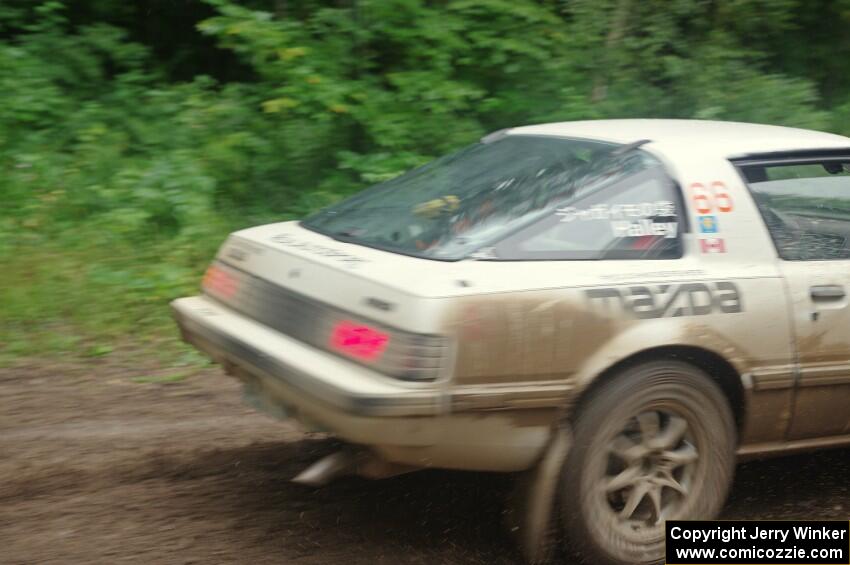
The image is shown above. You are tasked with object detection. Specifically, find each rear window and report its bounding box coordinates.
[738,157,850,261]
[490,165,682,260]
[302,135,672,260]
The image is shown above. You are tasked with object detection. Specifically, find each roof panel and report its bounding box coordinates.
[507,119,850,158]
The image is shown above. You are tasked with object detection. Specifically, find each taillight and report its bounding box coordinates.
[202,264,238,299]
[329,320,390,361]
[200,261,446,381]
[330,319,447,380]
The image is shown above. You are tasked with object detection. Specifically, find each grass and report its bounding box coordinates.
[0,223,229,367]
[0,202,294,368]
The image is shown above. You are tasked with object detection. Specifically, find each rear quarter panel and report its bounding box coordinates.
[439,153,795,446]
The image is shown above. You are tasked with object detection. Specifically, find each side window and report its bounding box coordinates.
[739,157,850,261]
[491,166,683,260]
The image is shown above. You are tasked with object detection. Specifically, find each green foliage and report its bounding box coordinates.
[1,0,849,360]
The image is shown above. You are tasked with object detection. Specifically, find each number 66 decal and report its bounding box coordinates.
[690,182,734,213]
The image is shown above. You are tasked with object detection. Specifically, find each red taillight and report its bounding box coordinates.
[202,265,238,299]
[329,320,389,361]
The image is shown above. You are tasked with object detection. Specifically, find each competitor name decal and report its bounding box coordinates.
[585,281,742,319]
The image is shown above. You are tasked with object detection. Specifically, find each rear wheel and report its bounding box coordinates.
[559,360,736,565]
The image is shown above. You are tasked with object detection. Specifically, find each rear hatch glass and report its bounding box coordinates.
[302,135,662,260]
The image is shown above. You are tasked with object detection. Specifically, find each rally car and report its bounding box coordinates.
[172,119,850,564]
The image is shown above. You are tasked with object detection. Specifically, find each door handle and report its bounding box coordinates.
[810,285,846,300]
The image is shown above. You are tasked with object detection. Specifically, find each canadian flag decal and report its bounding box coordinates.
[699,237,726,253]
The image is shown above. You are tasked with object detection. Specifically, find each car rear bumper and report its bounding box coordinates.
[173,295,440,418]
[172,295,554,471]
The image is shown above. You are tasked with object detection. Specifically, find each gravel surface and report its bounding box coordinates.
[1,360,847,564]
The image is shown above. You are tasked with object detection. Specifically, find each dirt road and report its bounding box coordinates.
[1,360,848,564]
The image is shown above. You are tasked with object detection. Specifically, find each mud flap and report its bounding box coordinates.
[504,426,572,565]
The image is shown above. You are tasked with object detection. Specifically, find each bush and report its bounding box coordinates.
[0,0,848,361]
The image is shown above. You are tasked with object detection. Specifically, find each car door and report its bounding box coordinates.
[736,152,850,440]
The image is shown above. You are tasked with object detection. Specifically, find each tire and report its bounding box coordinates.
[559,360,736,565]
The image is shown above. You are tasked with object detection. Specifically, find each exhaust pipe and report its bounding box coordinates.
[292,448,419,486]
